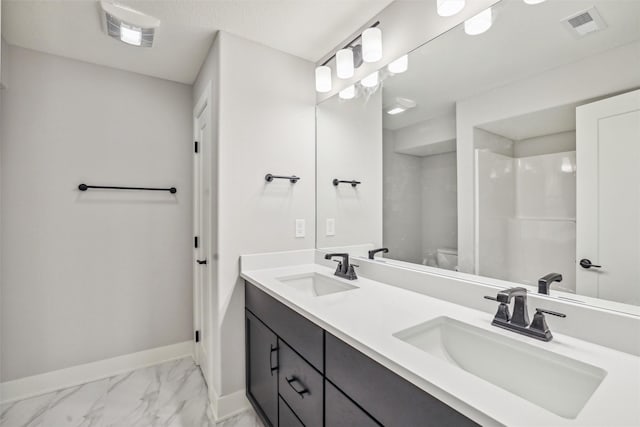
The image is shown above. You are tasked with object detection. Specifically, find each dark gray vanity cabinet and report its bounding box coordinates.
[245,282,478,427]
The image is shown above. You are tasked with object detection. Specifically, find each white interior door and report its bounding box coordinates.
[194,85,213,383]
[576,89,640,305]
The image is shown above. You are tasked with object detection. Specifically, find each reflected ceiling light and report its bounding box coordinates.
[386,97,417,115]
[362,27,383,63]
[361,71,379,88]
[464,7,493,36]
[101,1,160,47]
[336,48,355,79]
[339,85,356,100]
[524,0,546,4]
[388,55,408,74]
[315,66,332,93]
[437,0,466,17]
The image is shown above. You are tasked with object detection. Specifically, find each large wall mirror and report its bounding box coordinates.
[316,0,640,314]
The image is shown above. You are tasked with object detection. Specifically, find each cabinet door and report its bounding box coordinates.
[325,380,380,427]
[246,310,278,426]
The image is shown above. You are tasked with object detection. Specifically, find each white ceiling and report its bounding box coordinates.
[1,0,394,84]
[382,0,640,130]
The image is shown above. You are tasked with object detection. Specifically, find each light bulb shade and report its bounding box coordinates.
[336,49,355,79]
[437,0,466,17]
[339,85,356,100]
[315,66,332,93]
[362,27,382,63]
[464,7,492,35]
[524,0,545,4]
[361,71,379,88]
[388,55,408,74]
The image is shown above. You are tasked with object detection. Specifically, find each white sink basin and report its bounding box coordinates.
[277,273,358,297]
[394,317,606,419]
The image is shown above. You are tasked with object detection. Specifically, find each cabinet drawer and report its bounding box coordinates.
[246,282,324,372]
[278,340,323,427]
[278,397,303,427]
[325,380,380,427]
[325,333,479,427]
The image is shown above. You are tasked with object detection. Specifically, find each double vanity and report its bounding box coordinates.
[241,250,640,427]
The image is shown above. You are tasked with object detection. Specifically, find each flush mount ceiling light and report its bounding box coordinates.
[386,97,417,115]
[437,0,466,17]
[336,48,355,79]
[362,27,383,63]
[524,0,546,4]
[361,71,379,88]
[388,55,408,74]
[101,1,160,47]
[339,85,356,100]
[465,7,493,36]
[315,66,332,93]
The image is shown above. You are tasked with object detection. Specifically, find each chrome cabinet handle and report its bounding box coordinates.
[285,376,309,398]
[580,259,601,269]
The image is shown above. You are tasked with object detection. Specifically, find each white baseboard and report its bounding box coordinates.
[210,388,251,422]
[0,341,194,405]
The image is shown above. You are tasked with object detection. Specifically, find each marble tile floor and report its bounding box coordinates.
[0,357,263,427]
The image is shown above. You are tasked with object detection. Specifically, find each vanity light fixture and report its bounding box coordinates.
[362,27,383,63]
[101,1,160,47]
[388,55,408,74]
[437,0,466,17]
[314,21,381,93]
[523,0,546,4]
[336,48,355,79]
[315,66,332,92]
[361,71,379,88]
[339,85,356,100]
[464,7,493,36]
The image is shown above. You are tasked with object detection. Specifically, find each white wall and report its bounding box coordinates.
[457,40,640,274]
[193,32,316,399]
[514,131,576,158]
[420,152,457,265]
[0,46,193,382]
[382,129,422,264]
[317,91,383,249]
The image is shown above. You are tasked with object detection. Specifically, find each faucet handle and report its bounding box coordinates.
[535,308,566,318]
[483,295,498,301]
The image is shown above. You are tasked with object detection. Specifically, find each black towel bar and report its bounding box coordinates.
[78,184,177,194]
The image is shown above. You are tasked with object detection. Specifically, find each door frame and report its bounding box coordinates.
[193,81,213,378]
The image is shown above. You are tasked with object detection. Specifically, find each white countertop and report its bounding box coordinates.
[241,261,640,427]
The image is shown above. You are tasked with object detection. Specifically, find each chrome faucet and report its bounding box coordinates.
[538,273,563,295]
[485,287,566,342]
[324,253,358,280]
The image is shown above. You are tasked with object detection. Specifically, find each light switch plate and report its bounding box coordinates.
[326,218,335,236]
[295,219,305,238]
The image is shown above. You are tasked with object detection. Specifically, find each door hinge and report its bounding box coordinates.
[194,141,199,153]
[194,236,199,249]
[195,330,200,343]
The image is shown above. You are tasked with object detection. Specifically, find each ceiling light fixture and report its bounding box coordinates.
[437,0,466,17]
[362,27,383,63]
[523,0,546,4]
[339,85,356,100]
[101,1,160,47]
[361,71,379,88]
[336,48,355,79]
[464,7,493,36]
[388,55,408,74]
[315,66,332,93]
[386,97,417,115]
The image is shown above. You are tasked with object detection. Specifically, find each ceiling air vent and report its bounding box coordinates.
[562,7,607,37]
